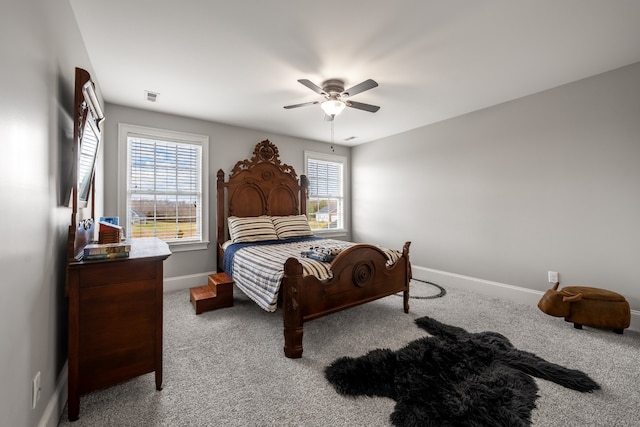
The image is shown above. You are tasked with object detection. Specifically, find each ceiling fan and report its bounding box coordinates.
[284,78,380,120]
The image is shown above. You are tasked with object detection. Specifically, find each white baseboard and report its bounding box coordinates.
[412,265,640,332]
[38,362,67,427]
[163,271,216,292]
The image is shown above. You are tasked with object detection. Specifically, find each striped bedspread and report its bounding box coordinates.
[225,238,402,312]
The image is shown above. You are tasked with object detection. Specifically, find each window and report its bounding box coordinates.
[304,151,348,234]
[118,124,209,251]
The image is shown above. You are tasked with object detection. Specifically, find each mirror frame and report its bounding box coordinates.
[75,69,104,209]
[67,67,104,260]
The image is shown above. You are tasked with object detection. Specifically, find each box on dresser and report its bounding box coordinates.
[98,220,122,243]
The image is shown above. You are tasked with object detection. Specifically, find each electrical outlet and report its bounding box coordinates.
[32,371,41,410]
[548,271,559,284]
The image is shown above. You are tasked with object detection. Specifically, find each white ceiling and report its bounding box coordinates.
[69,1,640,146]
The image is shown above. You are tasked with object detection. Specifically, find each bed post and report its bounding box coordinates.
[283,257,304,358]
[216,169,226,272]
[403,241,412,314]
[300,174,309,216]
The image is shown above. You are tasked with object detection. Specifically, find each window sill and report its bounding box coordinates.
[312,230,348,239]
[167,240,210,253]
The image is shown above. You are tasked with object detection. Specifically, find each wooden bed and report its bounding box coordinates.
[216,139,411,358]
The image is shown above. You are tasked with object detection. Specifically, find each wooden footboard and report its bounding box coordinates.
[282,241,411,358]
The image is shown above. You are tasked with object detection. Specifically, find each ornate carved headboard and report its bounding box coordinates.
[216,140,308,266]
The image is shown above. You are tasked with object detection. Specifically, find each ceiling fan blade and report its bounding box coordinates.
[343,79,378,97]
[298,79,325,95]
[283,101,319,109]
[346,100,380,113]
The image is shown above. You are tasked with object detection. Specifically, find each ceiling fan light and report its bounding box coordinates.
[321,99,346,116]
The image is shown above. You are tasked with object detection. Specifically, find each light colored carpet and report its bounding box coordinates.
[58,281,640,426]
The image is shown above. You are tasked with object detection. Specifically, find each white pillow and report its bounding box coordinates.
[228,216,278,243]
[271,215,313,239]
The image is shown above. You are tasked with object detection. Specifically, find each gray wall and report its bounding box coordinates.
[0,0,100,425]
[352,62,640,311]
[101,104,347,280]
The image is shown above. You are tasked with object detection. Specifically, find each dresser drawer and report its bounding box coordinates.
[77,258,157,287]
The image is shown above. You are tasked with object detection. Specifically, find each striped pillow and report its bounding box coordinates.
[228,216,278,243]
[272,215,313,239]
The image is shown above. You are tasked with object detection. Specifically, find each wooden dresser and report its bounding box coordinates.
[66,237,171,421]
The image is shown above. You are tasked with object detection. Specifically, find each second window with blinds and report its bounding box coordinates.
[304,151,348,235]
[117,123,209,252]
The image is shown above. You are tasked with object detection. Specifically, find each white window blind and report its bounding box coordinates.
[118,123,209,250]
[305,153,346,231]
[127,136,202,242]
[308,159,341,197]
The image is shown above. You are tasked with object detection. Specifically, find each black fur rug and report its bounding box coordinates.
[325,316,600,427]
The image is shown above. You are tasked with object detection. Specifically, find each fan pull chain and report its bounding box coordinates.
[331,119,335,152]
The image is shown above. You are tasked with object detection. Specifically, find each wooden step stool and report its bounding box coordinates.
[189,272,234,314]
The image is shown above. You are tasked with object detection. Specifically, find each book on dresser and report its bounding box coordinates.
[83,251,130,261]
[82,241,131,260]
